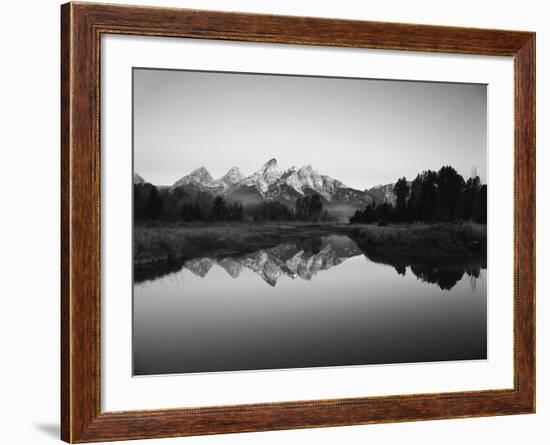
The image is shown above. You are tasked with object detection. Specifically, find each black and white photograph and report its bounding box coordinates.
[2,0,543,443]
[132,68,488,376]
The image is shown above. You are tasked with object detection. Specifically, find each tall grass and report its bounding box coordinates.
[349,222,486,258]
[134,221,349,264]
[134,221,487,266]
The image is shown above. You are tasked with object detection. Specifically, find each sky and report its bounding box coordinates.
[133,68,487,189]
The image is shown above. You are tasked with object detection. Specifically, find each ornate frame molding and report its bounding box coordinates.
[61,2,535,442]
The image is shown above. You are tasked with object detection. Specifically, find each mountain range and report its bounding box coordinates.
[183,235,363,286]
[135,159,398,217]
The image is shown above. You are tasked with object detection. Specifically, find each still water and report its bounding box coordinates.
[133,235,486,375]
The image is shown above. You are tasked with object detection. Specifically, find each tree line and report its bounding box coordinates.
[350,166,487,225]
[134,183,329,222]
[134,184,246,222]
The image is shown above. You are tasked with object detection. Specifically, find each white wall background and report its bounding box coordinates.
[0,1,545,444]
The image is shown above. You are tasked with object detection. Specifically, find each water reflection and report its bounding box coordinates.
[138,235,485,291]
[183,235,360,286]
[133,235,487,375]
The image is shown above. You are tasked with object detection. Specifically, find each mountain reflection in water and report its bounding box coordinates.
[133,233,487,375]
[146,235,485,291]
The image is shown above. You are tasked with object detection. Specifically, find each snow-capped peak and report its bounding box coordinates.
[173,166,213,188]
[190,166,213,181]
[259,158,281,177]
[220,166,244,185]
[297,165,315,176]
[169,159,370,210]
[243,158,283,193]
[261,158,282,183]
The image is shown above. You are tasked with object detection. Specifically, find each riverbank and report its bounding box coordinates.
[349,221,486,263]
[134,221,486,269]
[134,221,351,266]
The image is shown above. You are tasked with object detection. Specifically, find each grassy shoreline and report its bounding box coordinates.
[134,221,486,270]
[134,221,351,266]
[349,222,486,261]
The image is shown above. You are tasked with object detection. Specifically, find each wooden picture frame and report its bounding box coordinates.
[61,2,535,442]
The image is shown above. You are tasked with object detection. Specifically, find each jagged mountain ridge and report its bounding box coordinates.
[135,169,419,209]
[183,235,364,286]
[171,166,239,195]
[168,159,375,212]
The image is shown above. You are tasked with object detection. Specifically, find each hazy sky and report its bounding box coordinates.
[134,68,486,189]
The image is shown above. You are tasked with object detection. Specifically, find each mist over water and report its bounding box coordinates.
[133,235,487,375]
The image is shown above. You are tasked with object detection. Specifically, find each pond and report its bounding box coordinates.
[133,235,486,375]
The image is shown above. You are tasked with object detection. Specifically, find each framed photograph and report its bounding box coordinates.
[61,2,535,442]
